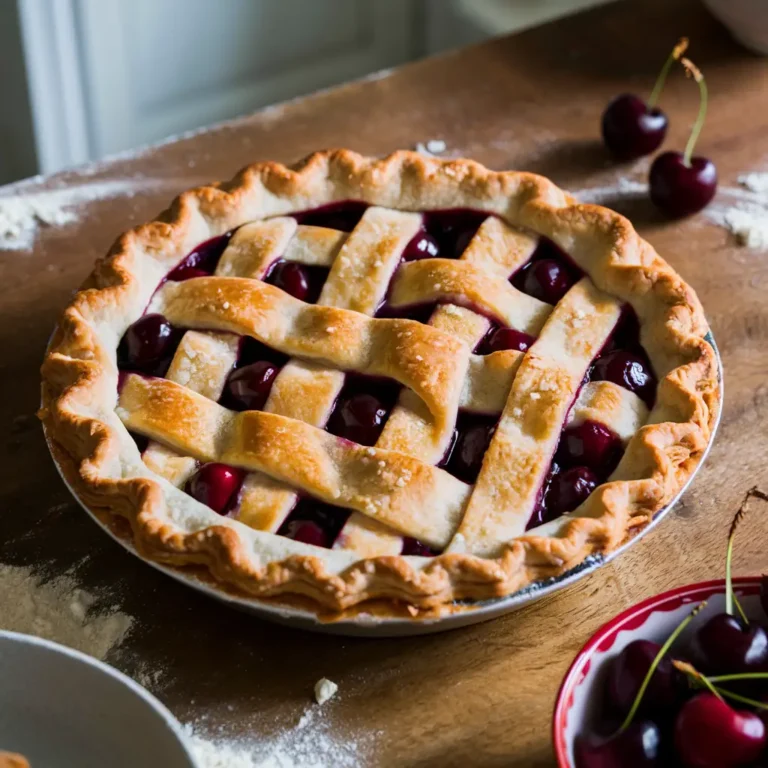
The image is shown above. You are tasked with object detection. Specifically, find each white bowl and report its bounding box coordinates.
[704,0,768,54]
[0,631,197,767]
[553,577,764,767]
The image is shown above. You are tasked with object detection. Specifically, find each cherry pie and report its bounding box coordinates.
[40,151,720,615]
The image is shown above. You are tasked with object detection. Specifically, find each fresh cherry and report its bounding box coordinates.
[606,640,680,717]
[186,463,244,514]
[556,421,622,476]
[515,258,576,305]
[648,57,717,218]
[574,720,662,768]
[591,349,656,407]
[266,261,311,301]
[117,314,178,375]
[476,326,534,354]
[600,39,686,160]
[546,466,598,515]
[761,574,768,620]
[328,393,388,446]
[223,361,280,411]
[689,613,768,676]
[402,231,440,262]
[649,152,717,218]
[674,693,765,768]
[602,95,668,161]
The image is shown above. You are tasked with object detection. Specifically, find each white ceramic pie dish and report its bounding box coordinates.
[0,630,197,767]
[44,332,722,637]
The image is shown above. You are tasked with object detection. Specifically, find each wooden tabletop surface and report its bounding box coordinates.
[3,0,768,764]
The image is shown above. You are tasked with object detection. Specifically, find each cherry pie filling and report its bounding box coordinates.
[117,202,657,559]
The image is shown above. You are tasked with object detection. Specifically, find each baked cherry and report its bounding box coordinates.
[591,349,656,407]
[168,265,209,281]
[574,720,662,768]
[186,463,243,514]
[402,231,440,262]
[266,261,311,301]
[117,314,178,375]
[556,421,622,476]
[328,393,388,446]
[649,58,717,218]
[402,538,439,557]
[423,209,486,258]
[477,326,534,355]
[546,466,598,515]
[282,520,329,548]
[600,39,686,160]
[223,361,280,411]
[444,423,495,483]
[295,201,368,232]
[674,693,765,768]
[606,640,680,717]
[515,258,576,305]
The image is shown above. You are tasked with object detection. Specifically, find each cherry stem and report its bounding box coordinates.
[725,487,768,617]
[673,659,724,701]
[648,37,689,108]
[681,57,708,168]
[710,672,768,683]
[713,685,768,711]
[618,601,706,733]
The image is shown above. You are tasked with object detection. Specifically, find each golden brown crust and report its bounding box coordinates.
[39,150,720,613]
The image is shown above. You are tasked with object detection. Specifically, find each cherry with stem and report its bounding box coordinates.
[601,38,688,160]
[649,56,717,217]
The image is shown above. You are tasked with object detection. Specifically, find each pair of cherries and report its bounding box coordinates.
[576,488,768,767]
[601,38,717,218]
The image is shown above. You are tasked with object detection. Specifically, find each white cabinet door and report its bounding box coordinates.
[75,0,422,157]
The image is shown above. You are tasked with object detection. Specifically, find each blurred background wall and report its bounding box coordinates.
[0,0,611,185]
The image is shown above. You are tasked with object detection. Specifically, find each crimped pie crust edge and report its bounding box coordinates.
[39,150,720,612]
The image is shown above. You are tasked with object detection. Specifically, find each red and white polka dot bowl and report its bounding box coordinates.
[552,577,765,767]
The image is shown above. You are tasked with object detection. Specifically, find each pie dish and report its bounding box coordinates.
[40,150,720,616]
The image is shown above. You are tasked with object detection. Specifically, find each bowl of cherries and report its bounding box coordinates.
[554,488,768,767]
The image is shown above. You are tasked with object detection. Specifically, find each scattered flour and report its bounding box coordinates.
[573,169,768,251]
[184,708,366,768]
[0,563,133,659]
[0,179,163,251]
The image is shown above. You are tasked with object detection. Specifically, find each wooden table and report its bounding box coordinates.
[3,0,768,764]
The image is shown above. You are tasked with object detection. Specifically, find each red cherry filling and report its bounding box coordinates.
[674,693,765,768]
[601,94,668,160]
[591,349,656,408]
[401,537,439,557]
[117,314,180,376]
[574,719,662,768]
[223,361,280,411]
[689,613,768,676]
[401,231,440,262]
[545,465,598,518]
[326,375,400,446]
[186,462,244,515]
[167,232,232,280]
[277,499,350,548]
[293,201,368,232]
[423,209,487,259]
[265,260,328,304]
[439,412,497,484]
[515,259,575,305]
[475,325,535,355]
[556,420,622,476]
